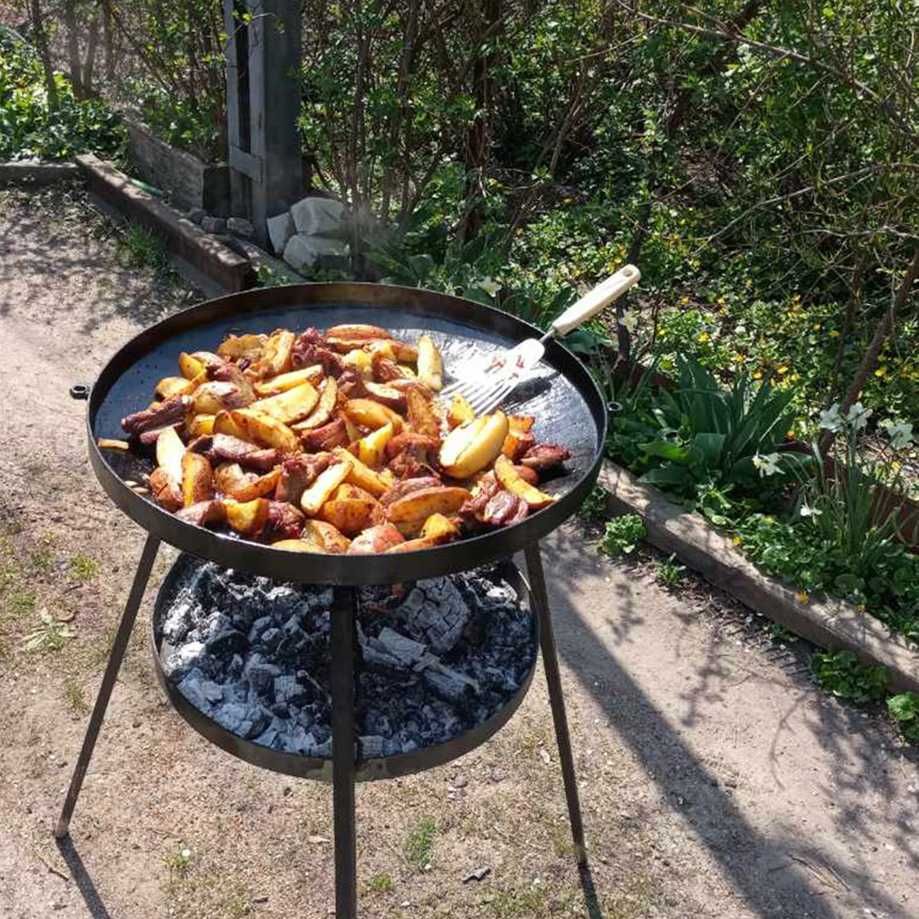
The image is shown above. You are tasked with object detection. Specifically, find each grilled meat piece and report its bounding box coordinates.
[176,499,225,527]
[370,353,406,383]
[122,395,190,436]
[300,417,348,452]
[459,473,501,524]
[291,328,343,377]
[211,362,256,403]
[347,523,405,554]
[520,443,571,471]
[482,490,528,526]
[513,464,540,485]
[138,424,179,446]
[389,452,437,480]
[337,369,369,399]
[261,501,305,542]
[192,433,280,472]
[384,433,439,462]
[275,453,332,504]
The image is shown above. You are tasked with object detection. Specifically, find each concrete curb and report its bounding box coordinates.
[598,460,919,694]
[75,154,255,293]
[0,160,80,186]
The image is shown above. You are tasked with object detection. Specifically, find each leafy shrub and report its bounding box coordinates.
[888,693,919,743]
[0,30,122,162]
[812,651,888,704]
[599,515,646,557]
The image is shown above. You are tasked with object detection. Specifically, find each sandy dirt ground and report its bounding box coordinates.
[0,184,916,919]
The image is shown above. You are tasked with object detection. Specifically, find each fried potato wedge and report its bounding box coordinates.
[447,393,475,428]
[193,381,247,415]
[187,413,216,438]
[302,519,352,553]
[501,428,535,461]
[271,539,322,553]
[215,463,281,502]
[385,486,470,535]
[332,447,390,498]
[299,459,352,515]
[156,426,186,485]
[218,333,266,362]
[405,386,440,439]
[386,536,439,553]
[318,483,379,536]
[179,352,207,380]
[509,415,535,433]
[155,376,197,400]
[213,410,249,441]
[248,329,295,379]
[421,512,461,544]
[416,334,443,391]
[181,452,213,507]
[224,497,270,536]
[149,466,183,511]
[229,408,300,453]
[342,348,374,379]
[357,422,394,469]
[439,411,508,479]
[494,454,556,509]
[292,378,338,431]
[253,365,323,397]
[327,323,392,341]
[343,398,404,432]
[347,523,405,554]
[251,381,320,425]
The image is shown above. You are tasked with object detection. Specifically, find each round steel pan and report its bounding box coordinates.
[89,283,607,585]
[151,553,538,782]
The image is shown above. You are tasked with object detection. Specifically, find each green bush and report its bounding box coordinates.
[0,31,122,162]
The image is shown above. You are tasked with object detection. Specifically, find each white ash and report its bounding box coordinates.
[156,563,535,759]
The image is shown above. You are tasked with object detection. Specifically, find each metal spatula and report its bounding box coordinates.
[440,264,640,414]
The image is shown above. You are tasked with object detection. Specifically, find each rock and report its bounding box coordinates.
[267,211,294,255]
[290,196,348,237]
[282,233,349,273]
[188,207,206,225]
[227,216,255,238]
[201,216,226,234]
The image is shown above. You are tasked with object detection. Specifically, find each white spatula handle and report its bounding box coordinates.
[550,264,641,337]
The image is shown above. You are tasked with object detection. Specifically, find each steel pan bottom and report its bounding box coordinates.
[150,554,538,782]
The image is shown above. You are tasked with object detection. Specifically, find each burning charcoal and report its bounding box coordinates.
[243,656,280,695]
[177,667,211,710]
[248,616,274,643]
[423,667,478,706]
[290,726,317,755]
[260,627,282,653]
[394,580,471,653]
[201,680,224,705]
[163,641,206,680]
[228,654,245,680]
[375,627,427,668]
[206,628,247,657]
[274,675,309,708]
[214,702,269,739]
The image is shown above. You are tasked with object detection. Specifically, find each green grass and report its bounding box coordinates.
[119,224,170,273]
[654,554,685,587]
[64,678,89,715]
[490,886,550,917]
[367,872,394,893]
[69,553,99,581]
[403,816,437,871]
[22,612,75,654]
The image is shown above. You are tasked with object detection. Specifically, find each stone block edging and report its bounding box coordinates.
[0,160,80,186]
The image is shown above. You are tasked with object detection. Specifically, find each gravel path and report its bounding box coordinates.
[0,184,916,918]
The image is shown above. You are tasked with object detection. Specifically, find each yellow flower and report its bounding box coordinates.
[731,535,743,546]
[828,330,840,338]
[874,366,888,377]
[752,369,763,380]
[891,460,902,472]
[679,295,690,305]
[789,373,800,382]
[795,591,809,605]
[812,323,821,330]
[697,331,710,343]
[777,365,789,375]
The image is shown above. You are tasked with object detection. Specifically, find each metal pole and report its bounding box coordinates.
[330,586,358,917]
[55,535,161,838]
[524,542,587,864]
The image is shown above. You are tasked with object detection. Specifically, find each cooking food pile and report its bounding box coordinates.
[107,323,570,554]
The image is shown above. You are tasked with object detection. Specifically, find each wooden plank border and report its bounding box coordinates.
[599,460,919,693]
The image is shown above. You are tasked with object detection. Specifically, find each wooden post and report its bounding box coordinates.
[224,0,303,247]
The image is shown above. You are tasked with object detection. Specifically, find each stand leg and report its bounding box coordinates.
[330,586,358,918]
[524,542,587,864]
[55,535,161,838]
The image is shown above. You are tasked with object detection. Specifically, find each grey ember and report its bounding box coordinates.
[155,562,536,759]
